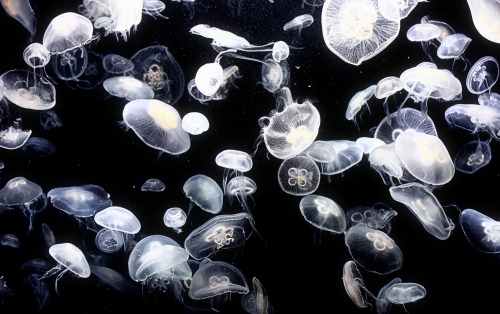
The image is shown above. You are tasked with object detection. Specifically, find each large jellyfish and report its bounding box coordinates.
[42,12,94,54]
[183,174,223,214]
[466,56,499,95]
[277,155,320,196]
[321,0,400,65]
[460,208,500,253]
[466,0,500,43]
[299,195,346,233]
[94,206,141,253]
[0,69,56,110]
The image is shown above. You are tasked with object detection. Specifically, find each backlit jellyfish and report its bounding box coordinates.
[142,0,168,19]
[355,137,385,155]
[0,234,20,248]
[51,46,88,81]
[103,76,154,100]
[259,100,320,159]
[375,77,403,119]
[385,282,426,305]
[301,140,338,164]
[321,0,400,65]
[272,41,289,62]
[102,54,135,74]
[241,277,273,314]
[22,259,53,273]
[420,15,455,43]
[183,174,223,214]
[73,50,108,90]
[0,69,56,110]
[389,182,455,240]
[42,12,94,54]
[47,184,112,219]
[277,155,320,196]
[181,112,209,135]
[454,140,491,174]
[141,178,165,192]
[215,149,253,189]
[394,130,455,185]
[225,176,257,224]
[376,278,402,314]
[195,62,224,97]
[22,137,56,158]
[89,264,140,296]
[345,203,398,234]
[261,53,290,94]
[39,110,63,130]
[130,45,185,105]
[163,207,187,234]
[406,23,441,61]
[466,56,499,94]
[342,261,369,308]
[345,85,376,127]
[23,43,51,69]
[437,33,472,70]
[318,140,363,175]
[345,225,403,274]
[122,99,191,155]
[374,108,437,144]
[42,223,56,249]
[23,274,50,310]
[0,0,37,40]
[283,14,314,45]
[377,0,423,21]
[184,212,251,260]
[368,142,406,185]
[188,65,241,103]
[37,243,91,294]
[460,208,500,253]
[466,0,500,43]
[299,194,346,233]
[94,206,141,253]
[0,119,32,150]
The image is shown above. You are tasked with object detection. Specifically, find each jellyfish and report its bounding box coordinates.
[21,259,53,273]
[376,278,402,314]
[142,0,168,19]
[345,225,403,274]
[103,76,154,100]
[0,234,20,248]
[283,14,314,45]
[89,264,140,296]
[140,178,166,192]
[42,12,94,54]
[0,69,56,110]
[188,65,241,104]
[318,140,363,175]
[277,155,320,196]
[184,212,251,260]
[0,0,37,40]
[460,208,500,253]
[420,15,456,43]
[437,33,472,71]
[261,53,290,94]
[466,56,499,95]
[122,99,191,155]
[272,41,289,62]
[39,110,63,130]
[259,100,320,159]
[299,194,346,233]
[368,142,406,185]
[342,260,369,308]
[345,203,398,234]
[73,50,108,90]
[225,176,258,228]
[454,140,491,174]
[355,137,385,155]
[23,274,50,310]
[51,46,89,81]
[345,85,376,127]
[23,43,51,69]
[21,137,56,158]
[94,206,141,253]
[385,282,426,304]
[321,0,400,65]
[466,0,500,44]
[102,54,135,74]
[300,140,338,163]
[215,149,253,193]
[374,76,403,119]
[37,243,91,294]
[183,174,223,214]
[42,223,56,250]
[163,207,187,234]
[181,112,209,135]
[406,23,441,61]
[377,0,423,21]
[241,277,273,314]
[0,119,32,150]
[194,49,239,97]
[389,182,455,240]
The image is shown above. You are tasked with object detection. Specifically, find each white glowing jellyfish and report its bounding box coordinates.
[181,112,209,135]
[466,0,500,44]
[42,12,94,54]
[103,76,154,101]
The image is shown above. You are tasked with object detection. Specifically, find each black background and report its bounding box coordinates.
[0,0,499,313]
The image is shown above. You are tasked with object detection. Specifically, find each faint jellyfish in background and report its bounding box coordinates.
[73,50,108,90]
[241,277,273,314]
[42,12,94,54]
[182,112,209,135]
[163,207,187,234]
[89,264,140,298]
[122,99,191,155]
[130,45,185,105]
[0,119,32,150]
[321,0,400,65]
[278,155,320,196]
[283,14,314,45]
[0,234,20,248]
[374,77,403,120]
[183,174,223,215]
[454,140,491,174]
[184,212,251,260]
[345,225,403,275]
[390,182,455,240]
[299,194,346,234]
[23,274,50,310]
[94,206,141,253]
[346,203,398,234]
[141,178,165,192]
[459,208,500,253]
[386,282,426,305]
[37,242,91,294]
[318,140,363,176]
[42,223,56,250]
[142,0,168,19]
[466,0,500,43]
[102,54,135,75]
[300,140,338,165]
[0,69,56,110]
[345,85,376,128]
[21,259,53,274]
[39,109,63,130]
[225,176,258,230]
[51,46,88,81]
[0,0,37,40]
[261,53,290,94]
[272,41,289,62]
[437,33,472,71]
[0,275,15,302]
[342,260,369,308]
[368,142,406,185]
[466,56,499,95]
[103,76,154,100]
[378,0,423,21]
[376,277,402,314]
[406,23,441,61]
[22,137,56,158]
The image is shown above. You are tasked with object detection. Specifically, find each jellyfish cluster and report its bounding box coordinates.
[0,1,499,314]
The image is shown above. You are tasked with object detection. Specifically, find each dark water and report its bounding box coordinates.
[0,0,499,313]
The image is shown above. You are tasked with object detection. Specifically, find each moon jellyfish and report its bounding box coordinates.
[301,140,338,163]
[142,0,167,19]
[0,119,32,150]
[188,65,241,104]
[318,140,363,175]
[376,277,402,314]
[94,206,141,253]
[368,142,406,185]
[51,46,88,81]
[163,207,187,234]
[260,100,320,159]
[394,130,455,185]
[140,178,165,192]
[375,77,403,119]
[195,62,224,97]
[345,85,376,127]
[342,260,369,308]
[460,208,500,253]
[183,174,223,214]
[378,0,422,21]
[22,137,56,158]
[420,15,456,43]
[261,53,290,94]
[216,149,253,183]
[74,50,108,90]
[47,184,112,218]
[89,264,139,296]
[374,108,437,144]
[277,155,320,196]
[437,33,471,62]
[321,0,400,65]
[389,182,455,240]
[23,274,50,310]
[0,234,20,248]
[42,223,56,249]
[37,243,91,294]
[283,14,314,45]
[130,45,185,105]
[466,0,500,43]
[42,12,93,54]
[454,140,491,174]
[102,54,135,74]
[241,277,273,314]
[355,137,385,155]
[21,259,53,273]
[23,43,51,69]
[272,41,289,62]
[0,0,36,40]
[345,225,403,274]
[406,23,441,41]
[346,203,398,234]
[122,99,191,155]
[182,112,209,135]
[386,282,426,304]
[39,110,63,130]
[103,76,154,100]
[299,194,346,233]
[466,56,499,95]
[0,69,56,110]
[184,212,251,260]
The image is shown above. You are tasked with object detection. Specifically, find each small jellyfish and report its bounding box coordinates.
[406,23,441,61]
[122,99,191,155]
[300,140,338,163]
[0,119,32,150]
[368,142,406,185]
[225,176,257,225]
[215,149,253,189]
[23,43,51,69]
[460,208,500,253]
[345,225,403,275]
[73,50,108,90]
[454,140,491,174]
[42,223,56,249]
[466,56,499,95]
[102,54,135,74]
[376,277,402,314]
[0,0,37,40]
[299,194,346,233]
[0,69,56,110]
[94,206,141,253]
[277,155,320,196]
[342,260,369,308]
[89,264,139,296]
[272,41,289,62]
[318,140,363,175]
[355,137,385,155]
[42,12,94,54]
[21,259,53,273]
[39,110,63,130]
[142,0,168,19]
[345,85,376,127]
[21,137,56,158]
[437,33,472,70]
[51,46,88,81]
[374,77,403,119]
[374,108,437,144]
[103,76,154,100]
[195,62,224,97]
[0,234,20,248]
[140,178,166,192]
[261,53,290,94]
[164,207,187,234]
[283,14,314,45]
[420,15,456,43]
[183,174,223,214]
[466,0,500,43]
[385,282,426,304]
[188,65,241,104]
[378,0,422,21]
[345,203,398,234]
[181,112,209,135]
[241,277,273,314]
[47,184,112,218]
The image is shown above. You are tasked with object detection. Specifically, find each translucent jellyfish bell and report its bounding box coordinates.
[163,207,187,234]
[0,119,32,150]
[42,12,94,54]
[454,140,492,174]
[23,43,51,68]
[318,140,363,175]
[368,142,405,185]
[466,0,500,43]
[460,208,500,253]
[436,33,472,61]
[277,156,320,196]
[0,0,36,40]
[386,282,426,304]
[321,0,400,65]
[272,41,290,62]
[94,206,141,253]
[406,23,441,42]
[466,56,499,95]
[103,76,154,101]
[141,178,165,192]
[181,112,209,135]
[376,278,402,314]
[378,0,422,21]
[261,53,290,94]
[215,150,253,174]
[241,277,273,314]
[0,69,56,110]
[47,184,112,218]
[355,137,385,155]
[299,195,346,233]
[342,261,369,308]
[22,137,56,158]
[283,14,314,45]
[345,85,376,126]
[375,77,403,118]
[389,182,455,240]
[374,108,437,144]
[195,62,224,97]
[345,225,403,275]
[301,140,338,163]
[0,177,43,206]
[102,54,135,74]
[183,174,223,214]
[122,99,191,155]
[345,203,398,234]
[51,46,88,81]
[444,103,500,139]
